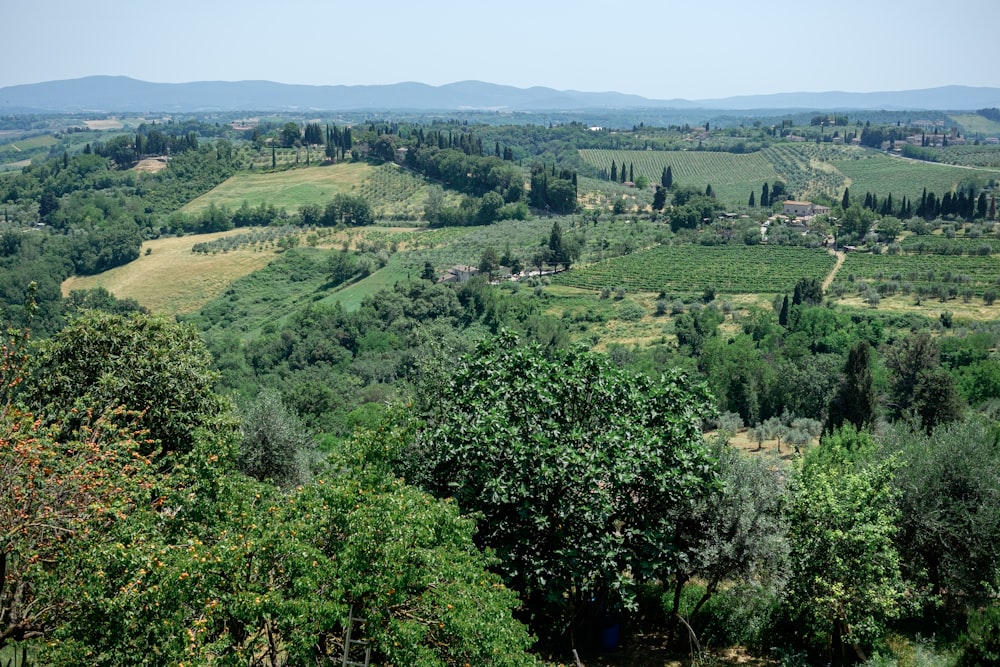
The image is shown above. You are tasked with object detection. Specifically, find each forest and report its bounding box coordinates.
[2,109,1000,666]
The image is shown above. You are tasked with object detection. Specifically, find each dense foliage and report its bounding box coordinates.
[3,110,1000,664]
[404,332,717,646]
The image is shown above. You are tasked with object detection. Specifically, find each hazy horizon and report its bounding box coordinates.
[3,0,998,100]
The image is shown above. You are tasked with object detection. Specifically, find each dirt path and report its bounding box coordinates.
[822,249,846,291]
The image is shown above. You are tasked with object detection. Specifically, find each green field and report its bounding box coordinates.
[579,149,784,204]
[580,144,1000,207]
[924,144,1000,168]
[950,113,1000,137]
[550,244,837,295]
[831,153,997,200]
[181,162,376,214]
[840,251,1000,296]
[0,133,58,154]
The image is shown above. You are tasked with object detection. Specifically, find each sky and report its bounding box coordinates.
[2,0,998,100]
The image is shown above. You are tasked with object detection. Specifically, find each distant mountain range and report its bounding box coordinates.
[1,76,999,113]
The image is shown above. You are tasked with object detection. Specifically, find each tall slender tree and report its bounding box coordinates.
[827,341,878,431]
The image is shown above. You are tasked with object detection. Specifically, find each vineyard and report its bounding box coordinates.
[577,149,783,204]
[761,144,855,201]
[830,154,994,201]
[549,244,837,295]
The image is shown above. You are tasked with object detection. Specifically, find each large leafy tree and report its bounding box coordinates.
[405,332,718,646]
[24,310,233,455]
[0,312,158,652]
[49,434,539,666]
[785,426,903,662]
[7,310,536,664]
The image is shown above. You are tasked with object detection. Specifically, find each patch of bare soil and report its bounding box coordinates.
[83,119,124,130]
[133,157,169,173]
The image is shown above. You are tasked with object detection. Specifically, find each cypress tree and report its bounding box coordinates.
[749,191,756,207]
[629,163,634,183]
[761,182,770,207]
[842,187,850,209]
[610,162,617,182]
[827,341,878,431]
[621,162,627,183]
[665,165,673,188]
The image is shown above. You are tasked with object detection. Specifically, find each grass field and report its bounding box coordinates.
[181,162,376,214]
[61,225,450,318]
[0,134,58,154]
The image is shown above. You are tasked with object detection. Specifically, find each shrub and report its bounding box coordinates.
[958,604,1000,666]
[618,300,646,321]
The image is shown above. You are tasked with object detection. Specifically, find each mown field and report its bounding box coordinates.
[550,244,837,295]
[61,230,283,315]
[181,161,438,220]
[181,162,376,214]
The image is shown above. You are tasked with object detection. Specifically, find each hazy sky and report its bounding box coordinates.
[3,0,998,100]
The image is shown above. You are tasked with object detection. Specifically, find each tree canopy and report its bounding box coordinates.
[405,331,718,645]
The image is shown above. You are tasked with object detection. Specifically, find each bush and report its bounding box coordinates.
[618,299,645,321]
[958,604,1000,666]
[670,582,783,650]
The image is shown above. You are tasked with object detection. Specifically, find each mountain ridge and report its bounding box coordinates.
[1,76,998,113]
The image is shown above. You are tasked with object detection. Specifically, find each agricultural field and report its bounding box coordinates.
[580,143,1000,208]
[830,153,997,200]
[899,234,1000,255]
[923,144,1000,168]
[0,133,59,168]
[62,229,281,315]
[356,162,439,220]
[181,162,375,214]
[761,143,856,200]
[578,149,784,205]
[950,113,1000,138]
[838,251,1000,298]
[550,244,837,295]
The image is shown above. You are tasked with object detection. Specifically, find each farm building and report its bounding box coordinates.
[782,201,830,218]
[438,265,479,283]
